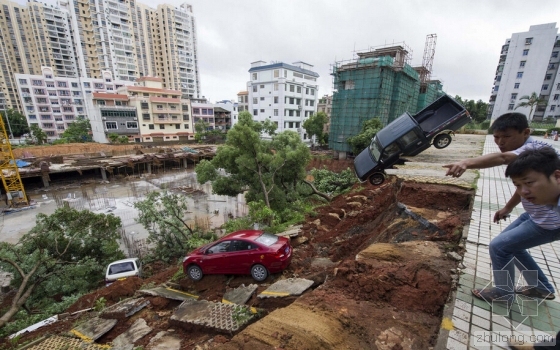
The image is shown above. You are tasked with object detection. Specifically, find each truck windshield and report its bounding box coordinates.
[368,137,382,161]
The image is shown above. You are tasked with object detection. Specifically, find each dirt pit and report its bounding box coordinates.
[2,177,473,349]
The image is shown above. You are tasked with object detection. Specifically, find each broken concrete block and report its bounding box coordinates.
[71,317,117,341]
[222,284,257,305]
[147,330,182,350]
[138,286,198,301]
[258,278,314,298]
[111,318,152,350]
[101,298,149,319]
[171,299,255,333]
[447,252,462,261]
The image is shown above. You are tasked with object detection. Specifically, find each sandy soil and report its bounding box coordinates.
[0,161,474,349]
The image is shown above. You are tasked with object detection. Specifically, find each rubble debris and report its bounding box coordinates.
[222,284,258,305]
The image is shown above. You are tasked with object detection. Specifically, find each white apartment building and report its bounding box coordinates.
[247,61,319,142]
[15,66,133,141]
[0,0,201,116]
[489,23,560,121]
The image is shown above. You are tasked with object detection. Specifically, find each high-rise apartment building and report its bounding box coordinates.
[0,0,200,117]
[247,61,319,142]
[488,23,560,121]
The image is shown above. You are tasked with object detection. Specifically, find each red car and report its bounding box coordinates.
[182,230,292,282]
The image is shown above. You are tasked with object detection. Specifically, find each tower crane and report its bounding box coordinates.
[0,112,27,207]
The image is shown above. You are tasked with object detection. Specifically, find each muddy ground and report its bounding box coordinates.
[1,170,473,349]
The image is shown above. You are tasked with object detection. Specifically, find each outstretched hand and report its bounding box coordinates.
[494,208,512,224]
[443,162,467,177]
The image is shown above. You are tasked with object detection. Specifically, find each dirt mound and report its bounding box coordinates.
[306,156,354,173]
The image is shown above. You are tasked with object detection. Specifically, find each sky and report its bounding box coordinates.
[38,0,560,103]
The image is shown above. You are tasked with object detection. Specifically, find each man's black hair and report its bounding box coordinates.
[491,112,529,133]
[505,146,560,178]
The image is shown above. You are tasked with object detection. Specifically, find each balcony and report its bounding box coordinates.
[154,115,181,123]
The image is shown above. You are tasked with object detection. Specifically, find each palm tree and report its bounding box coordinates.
[515,92,547,121]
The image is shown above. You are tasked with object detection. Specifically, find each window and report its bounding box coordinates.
[520,61,526,67]
[252,86,257,92]
[274,83,279,91]
[126,121,138,128]
[184,124,189,129]
[141,102,148,109]
[549,63,556,70]
[274,70,279,78]
[142,113,150,120]
[71,82,78,88]
[557,83,560,90]
[274,109,278,116]
[523,49,529,56]
[554,94,559,101]
[543,84,549,91]
[310,89,315,95]
[511,93,517,100]
[252,73,257,80]
[514,83,520,89]
[149,124,154,129]
[297,86,301,93]
[260,109,264,113]
[546,74,553,80]
[553,51,559,58]
[552,105,556,111]
[274,96,278,103]
[105,121,117,129]
[253,109,258,115]
[290,85,295,92]
[83,82,90,88]
[494,86,499,92]
[193,108,200,114]
[57,81,67,87]
[159,124,164,129]
[252,98,258,104]
[19,79,27,84]
[260,97,264,101]
[517,72,523,78]
[508,104,514,110]
[175,124,180,129]
[32,79,43,86]
[284,70,287,78]
[260,85,264,88]
[525,37,533,45]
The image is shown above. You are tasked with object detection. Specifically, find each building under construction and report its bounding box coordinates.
[329,36,444,156]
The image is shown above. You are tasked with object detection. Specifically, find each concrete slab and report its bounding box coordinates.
[277,225,301,238]
[310,257,336,269]
[111,318,152,350]
[138,286,198,301]
[101,297,149,319]
[171,299,255,333]
[71,316,117,341]
[258,278,314,298]
[146,330,182,350]
[222,284,258,305]
[24,335,101,350]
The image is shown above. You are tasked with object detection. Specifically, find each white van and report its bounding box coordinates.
[105,258,142,286]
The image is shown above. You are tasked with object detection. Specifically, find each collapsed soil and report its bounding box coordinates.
[1,170,473,349]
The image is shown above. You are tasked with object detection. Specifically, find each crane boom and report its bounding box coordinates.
[0,113,27,207]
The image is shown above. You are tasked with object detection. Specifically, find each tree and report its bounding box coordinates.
[134,191,211,261]
[0,207,124,328]
[0,109,29,137]
[346,118,383,155]
[108,133,119,144]
[194,120,210,143]
[303,111,328,146]
[29,124,48,145]
[454,95,488,123]
[196,111,310,210]
[515,92,547,121]
[59,116,92,143]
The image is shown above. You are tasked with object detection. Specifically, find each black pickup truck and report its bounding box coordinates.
[354,94,471,185]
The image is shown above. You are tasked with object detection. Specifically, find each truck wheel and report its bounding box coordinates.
[433,134,452,149]
[369,173,385,185]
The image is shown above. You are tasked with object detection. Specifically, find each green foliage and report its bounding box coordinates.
[453,95,488,124]
[195,111,310,210]
[221,216,254,233]
[93,297,107,312]
[247,201,276,227]
[0,293,80,338]
[0,109,29,137]
[133,191,214,262]
[346,118,383,155]
[108,133,120,143]
[303,111,328,145]
[0,207,124,328]
[531,129,547,136]
[59,116,92,143]
[29,124,48,145]
[310,167,357,195]
[118,136,129,144]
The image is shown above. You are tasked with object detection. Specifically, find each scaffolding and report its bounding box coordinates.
[329,45,421,153]
[0,113,27,206]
